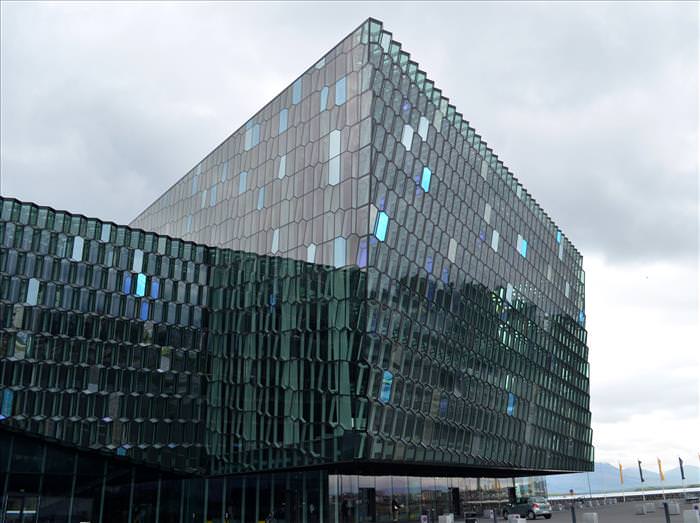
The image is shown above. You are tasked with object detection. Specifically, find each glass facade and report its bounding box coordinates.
[0,17,592,523]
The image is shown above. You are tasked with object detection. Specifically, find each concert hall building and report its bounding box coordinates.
[0,18,593,522]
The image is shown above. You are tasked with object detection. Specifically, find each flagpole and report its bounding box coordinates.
[658,458,665,500]
[638,460,645,502]
[679,457,686,501]
[619,463,625,503]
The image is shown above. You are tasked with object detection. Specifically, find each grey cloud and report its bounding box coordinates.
[1,2,697,265]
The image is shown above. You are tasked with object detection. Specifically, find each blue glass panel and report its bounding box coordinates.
[425,256,433,273]
[122,273,132,294]
[441,267,449,283]
[335,76,347,105]
[439,397,448,417]
[520,239,528,257]
[427,280,436,301]
[117,447,127,457]
[578,310,586,325]
[150,277,160,299]
[357,238,368,268]
[379,370,393,403]
[239,172,247,194]
[421,166,432,192]
[556,230,562,243]
[135,273,147,297]
[139,301,149,321]
[507,393,517,416]
[320,86,328,111]
[279,108,288,134]
[1,389,13,418]
[292,78,302,104]
[374,211,389,241]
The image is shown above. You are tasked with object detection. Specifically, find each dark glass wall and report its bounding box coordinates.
[1,429,549,523]
[0,429,328,523]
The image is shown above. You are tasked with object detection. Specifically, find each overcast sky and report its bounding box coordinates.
[1,1,698,470]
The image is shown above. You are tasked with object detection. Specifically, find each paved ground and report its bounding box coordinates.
[531,501,698,523]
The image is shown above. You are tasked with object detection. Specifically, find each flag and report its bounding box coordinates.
[618,463,624,484]
[638,460,645,483]
[657,458,664,481]
[679,457,686,480]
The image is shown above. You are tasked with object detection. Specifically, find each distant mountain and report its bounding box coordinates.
[546,463,700,495]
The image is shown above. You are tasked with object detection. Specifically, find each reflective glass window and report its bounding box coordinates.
[335,76,347,105]
[139,301,149,321]
[320,86,329,111]
[278,155,287,179]
[329,157,340,185]
[421,167,431,192]
[279,108,288,134]
[257,188,265,210]
[123,273,132,294]
[135,273,147,297]
[100,224,111,243]
[374,211,389,242]
[485,203,492,224]
[307,243,316,263]
[239,172,248,194]
[448,238,457,263]
[244,123,260,151]
[132,249,144,272]
[418,116,429,140]
[507,393,516,416]
[71,236,84,261]
[491,230,499,252]
[329,130,341,159]
[357,238,368,268]
[1,389,13,418]
[210,184,217,206]
[379,370,393,403]
[292,78,302,104]
[150,277,160,299]
[401,124,414,150]
[26,278,39,305]
[272,229,279,253]
[333,237,346,267]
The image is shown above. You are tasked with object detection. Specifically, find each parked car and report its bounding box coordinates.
[502,496,552,520]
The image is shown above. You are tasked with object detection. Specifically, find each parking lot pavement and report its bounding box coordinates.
[542,501,699,523]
